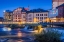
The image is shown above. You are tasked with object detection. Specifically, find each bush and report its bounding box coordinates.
[34,29,61,42]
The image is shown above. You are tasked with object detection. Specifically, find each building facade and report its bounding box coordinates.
[4,8,49,23]
[56,3,64,18]
[27,9,49,22]
[13,7,27,22]
[27,12,34,22]
[52,0,64,9]
[56,4,64,22]
[4,10,13,21]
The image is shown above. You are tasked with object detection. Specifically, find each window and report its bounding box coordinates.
[18,20,21,22]
[18,15,21,17]
[40,17,43,20]
[38,14,39,16]
[29,14,31,17]
[16,15,17,17]
[18,11,21,14]
[40,14,41,16]
[29,18,32,20]
[36,14,37,16]
[36,17,38,19]
[16,18,17,19]
[42,14,43,16]
[18,18,21,19]
[44,14,47,16]
[44,17,47,19]
[16,20,17,22]
[23,15,25,18]
[40,17,41,19]
[38,17,39,19]
[36,14,39,16]
[42,17,43,19]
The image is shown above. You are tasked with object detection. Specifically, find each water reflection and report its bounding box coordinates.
[0,27,64,42]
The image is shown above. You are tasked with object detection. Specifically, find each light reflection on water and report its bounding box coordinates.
[0,27,64,42]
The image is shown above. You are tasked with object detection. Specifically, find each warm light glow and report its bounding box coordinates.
[17,31,22,38]
[18,21,22,25]
[7,28,11,31]
[33,18,39,22]
[46,18,50,22]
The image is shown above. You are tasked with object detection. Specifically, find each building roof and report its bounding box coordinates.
[27,8,48,13]
[13,7,28,12]
[56,3,64,8]
[22,7,28,12]
[5,10,13,13]
[0,17,3,19]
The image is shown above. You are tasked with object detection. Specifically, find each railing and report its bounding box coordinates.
[0,22,39,24]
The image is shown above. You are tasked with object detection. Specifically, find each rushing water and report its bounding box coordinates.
[0,25,64,42]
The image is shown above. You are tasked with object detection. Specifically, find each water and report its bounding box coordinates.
[0,26,64,42]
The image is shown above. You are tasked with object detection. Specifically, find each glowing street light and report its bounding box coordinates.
[17,31,22,38]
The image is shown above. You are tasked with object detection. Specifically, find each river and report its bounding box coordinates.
[0,25,64,42]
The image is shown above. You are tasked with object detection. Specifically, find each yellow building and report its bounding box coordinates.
[4,10,13,21]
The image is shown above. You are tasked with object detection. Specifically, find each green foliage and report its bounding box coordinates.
[34,29,61,42]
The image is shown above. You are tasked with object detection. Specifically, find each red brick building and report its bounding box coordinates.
[52,0,64,9]
[13,7,28,22]
[56,3,64,18]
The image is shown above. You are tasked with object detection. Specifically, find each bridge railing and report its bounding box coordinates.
[0,22,39,24]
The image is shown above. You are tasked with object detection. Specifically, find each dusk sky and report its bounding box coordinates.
[0,0,52,17]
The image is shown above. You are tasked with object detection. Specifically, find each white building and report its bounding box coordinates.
[13,7,27,22]
[27,9,49,22]
[27,12,34,22]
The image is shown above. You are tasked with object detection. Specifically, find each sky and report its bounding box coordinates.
[0,0,52,17]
